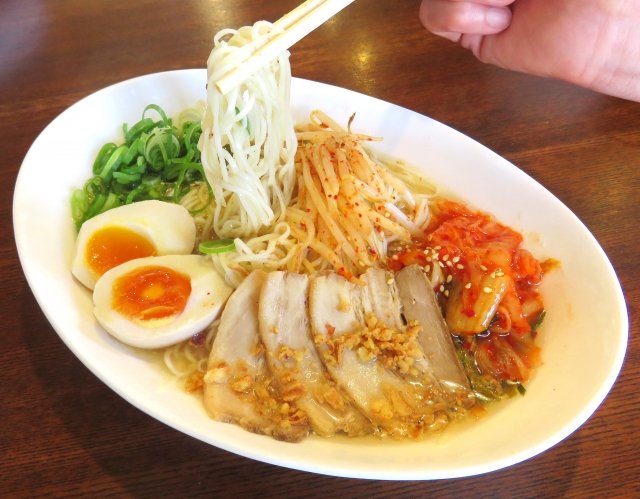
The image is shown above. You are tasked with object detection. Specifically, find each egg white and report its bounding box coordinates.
[72,200,196,290]
[93,254,232,349]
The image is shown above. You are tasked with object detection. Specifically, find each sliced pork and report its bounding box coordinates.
[360,269,442,382]
[308,270,466,439]
[206,266,474,442]
[395,265,473,393]
[259,271,370,437]
[359,268,404,328]
[204,270,309,442]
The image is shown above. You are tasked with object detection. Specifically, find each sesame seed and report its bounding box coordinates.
[439,285,445,292]
[452,256,460,263]
[424,264,430,272]
[444,290,450,297]
[387,278,394,285]
[483,286,493,293]
[456,264,464,270]
[442,254,449,262]
[480,265,488,271]
[446,260,453,267]
[464,282,472,289]
[446,275,453,283]
[438,261,444,268]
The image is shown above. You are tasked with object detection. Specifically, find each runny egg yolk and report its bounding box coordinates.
[86,226,157,277]
[112,265,192,321]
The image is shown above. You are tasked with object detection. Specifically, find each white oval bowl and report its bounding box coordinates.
[13,69,628,480]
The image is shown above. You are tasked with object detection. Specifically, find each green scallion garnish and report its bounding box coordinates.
[71,104,211,230]
[531,310,546,333]
[199,239,236,254]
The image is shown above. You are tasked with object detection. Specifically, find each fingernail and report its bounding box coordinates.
[432,31,463,44]
[485,7,511,30]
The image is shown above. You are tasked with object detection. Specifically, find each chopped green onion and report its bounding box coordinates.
[71,104,209,230]
[531,310,546,333]
[235,106,250,134]
[199,239,236,254]
[124,117,156,143]
[112,171,141,184]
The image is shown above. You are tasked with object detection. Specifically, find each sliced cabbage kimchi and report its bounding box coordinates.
[389,199,548,401]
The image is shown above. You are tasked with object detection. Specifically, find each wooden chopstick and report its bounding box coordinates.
[214,0,355,95]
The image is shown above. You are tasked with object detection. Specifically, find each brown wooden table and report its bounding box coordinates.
[3,1,639,497]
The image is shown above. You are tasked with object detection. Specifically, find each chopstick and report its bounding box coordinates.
[214,0,355,95]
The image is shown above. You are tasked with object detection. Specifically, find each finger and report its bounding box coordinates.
[420,0,512,35]
[448,0,514,5]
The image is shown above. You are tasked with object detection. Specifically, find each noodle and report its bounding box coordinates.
[208,110,438,283]
[199,22,297,239]
[163,319,220,381]
[179,182,214,243]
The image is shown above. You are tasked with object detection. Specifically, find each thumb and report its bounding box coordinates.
[419,1,512,42]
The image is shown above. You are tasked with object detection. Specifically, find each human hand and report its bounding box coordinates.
[419,0,640,101]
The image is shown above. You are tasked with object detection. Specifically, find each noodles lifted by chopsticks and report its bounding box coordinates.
[199,22,297,239]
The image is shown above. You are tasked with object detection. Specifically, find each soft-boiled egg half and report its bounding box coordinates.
[93,254,232,348]
[72,200,196,289]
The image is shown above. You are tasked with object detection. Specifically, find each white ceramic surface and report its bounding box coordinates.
[13,69,628,480]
